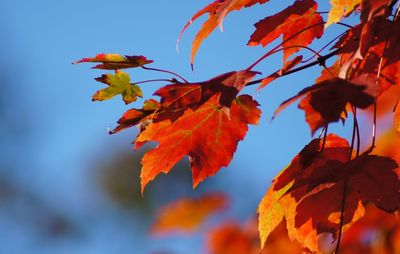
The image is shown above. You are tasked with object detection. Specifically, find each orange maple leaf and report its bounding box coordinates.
[178,0,269,65]
[326,0,361,27]
[136,94,261,193]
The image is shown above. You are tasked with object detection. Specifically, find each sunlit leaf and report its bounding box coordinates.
[93,71,142,104]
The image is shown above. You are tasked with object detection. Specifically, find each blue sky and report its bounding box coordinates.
[0,1,353,253]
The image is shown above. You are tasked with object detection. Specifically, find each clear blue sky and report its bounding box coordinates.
[0,1,351,253]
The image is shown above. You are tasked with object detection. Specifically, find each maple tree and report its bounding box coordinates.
[76,0,400,253]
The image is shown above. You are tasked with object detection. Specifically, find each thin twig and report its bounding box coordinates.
[335,178,348,254]
[354,109,361,156]
[247,22,326,70]
[349,107,357,160]
[246,49,340,87]
[302,31,347,63]
[135,79,175,85]
[371,102,377,150]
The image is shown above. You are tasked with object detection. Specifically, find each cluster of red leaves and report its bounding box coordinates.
[76,0,400,253]
[258,134,400,252]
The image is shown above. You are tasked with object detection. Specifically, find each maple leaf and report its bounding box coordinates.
[248,0,324,62]
[93,71,142,104]
[293,154,400,244]
[326,0,361,27]
[74,53,153,69]
[136,94,261,193]
[150,193,228,235]
[178,0,269,65]
[274,77,376,134]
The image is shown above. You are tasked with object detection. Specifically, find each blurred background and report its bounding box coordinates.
[0,0,370,253]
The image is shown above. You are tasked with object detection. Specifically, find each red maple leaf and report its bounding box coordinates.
[274,77,376,134]
[248,0,324,62]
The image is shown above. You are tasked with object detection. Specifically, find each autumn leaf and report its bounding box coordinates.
[74,53,153,69]
[150,193,228,235]
[248,0,324,62]
[293,154,400,246]
[326,0,361,27]
[93,71,142,104]
[137,94,261,193]
[274,77,376,134]
[178,0,269,65]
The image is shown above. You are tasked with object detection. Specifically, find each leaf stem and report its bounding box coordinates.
[141,66,189,83]
[371,102,377,150]
[321,124,328,151]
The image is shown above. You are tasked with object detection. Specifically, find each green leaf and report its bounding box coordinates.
[93,71,142,104]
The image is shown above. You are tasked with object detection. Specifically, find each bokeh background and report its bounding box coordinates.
[0,0,357,253]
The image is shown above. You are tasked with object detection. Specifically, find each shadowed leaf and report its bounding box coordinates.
[74,53,153,69]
